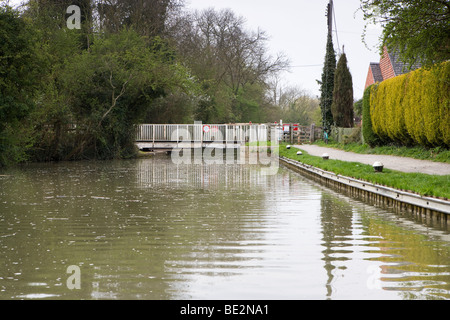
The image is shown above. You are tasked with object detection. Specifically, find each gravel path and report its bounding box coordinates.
[293,145,450,176]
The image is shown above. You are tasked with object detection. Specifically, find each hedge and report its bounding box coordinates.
[362,85,382,147]
[369,61,449,148]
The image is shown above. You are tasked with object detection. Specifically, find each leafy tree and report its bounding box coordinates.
[169,8,289,123]
[19,0,94,161]
[360,0,450,68]
[354,99,363,117]
[60,29,198,160]
[331,52,354,128]
[318,34,336,132]
[22,0,93,50]
[95,0,183,38]
[0,4,42,165]
[266,79,320,125]
[0,1,294,166]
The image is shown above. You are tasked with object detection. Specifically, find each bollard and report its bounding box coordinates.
[373,162,384,172]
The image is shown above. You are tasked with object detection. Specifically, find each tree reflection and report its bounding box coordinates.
[320,193,354,298]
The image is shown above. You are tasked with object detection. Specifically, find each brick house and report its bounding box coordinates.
[364,46,421,89]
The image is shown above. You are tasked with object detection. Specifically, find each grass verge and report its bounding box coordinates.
[279,144,450,200]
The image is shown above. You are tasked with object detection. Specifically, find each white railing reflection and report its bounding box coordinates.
[136,158,273,190]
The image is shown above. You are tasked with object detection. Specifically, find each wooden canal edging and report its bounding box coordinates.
[279,156,450,226]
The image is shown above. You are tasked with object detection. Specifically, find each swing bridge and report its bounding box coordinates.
[135,123,321,151]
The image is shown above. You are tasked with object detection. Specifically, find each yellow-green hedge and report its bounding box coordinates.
[370,61,449,148]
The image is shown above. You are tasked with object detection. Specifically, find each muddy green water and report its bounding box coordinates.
[0,156,449,300]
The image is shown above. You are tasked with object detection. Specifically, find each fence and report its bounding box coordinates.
[330,126,363,144]
[136,124,269,143]
[136,123,322,145]
[277,124,323,144]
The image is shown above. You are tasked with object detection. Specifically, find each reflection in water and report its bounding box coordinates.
[0,156,449,300]
[320,193,354,298]
[319,191,450,300]
[136,156,268,190]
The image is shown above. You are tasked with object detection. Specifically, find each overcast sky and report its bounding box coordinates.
[185,0,383,99]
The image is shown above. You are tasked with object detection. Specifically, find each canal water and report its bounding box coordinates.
[0,156,449,300]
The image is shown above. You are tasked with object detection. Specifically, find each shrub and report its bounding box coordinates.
[369,61,449,148]
[362,85,382,147]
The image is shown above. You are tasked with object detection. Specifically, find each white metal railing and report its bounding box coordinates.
[136,123,323,145]
[136,124,270,143]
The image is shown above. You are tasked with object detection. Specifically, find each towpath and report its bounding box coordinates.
[293,145,450,176]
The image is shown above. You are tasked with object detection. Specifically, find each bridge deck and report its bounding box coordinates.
[136,141,243,150]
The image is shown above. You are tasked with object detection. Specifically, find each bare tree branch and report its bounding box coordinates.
[99,70,133,126]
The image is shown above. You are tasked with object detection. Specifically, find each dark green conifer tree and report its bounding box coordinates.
[331,52,354,128]
[319,34,336,133]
